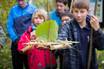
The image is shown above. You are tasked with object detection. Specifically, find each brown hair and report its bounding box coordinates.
[56,0,68,5]
[72,0,89,11]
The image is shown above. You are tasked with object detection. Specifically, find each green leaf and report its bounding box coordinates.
[35,20,58,42]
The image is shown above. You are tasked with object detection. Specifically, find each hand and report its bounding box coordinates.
[36,43,50,49]
[90,15,100,31]
[30,31,36,41]
[50,44,71,50]
[21,45,33,53]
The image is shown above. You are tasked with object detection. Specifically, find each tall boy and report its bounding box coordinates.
[58,0,104,69]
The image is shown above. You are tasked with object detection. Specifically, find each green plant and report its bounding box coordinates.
[0,45,12,69]
[97,50,104,69]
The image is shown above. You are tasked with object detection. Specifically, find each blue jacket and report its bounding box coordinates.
[49,10,62,26]
[7,3,37,41]
[58,16,104,69]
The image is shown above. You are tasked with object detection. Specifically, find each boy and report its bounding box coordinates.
[61,12,73,26]
[49,0,68,26]
[58,0,104,69]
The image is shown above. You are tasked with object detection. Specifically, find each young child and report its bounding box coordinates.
[18,9,56,69]
[61,12,73,26]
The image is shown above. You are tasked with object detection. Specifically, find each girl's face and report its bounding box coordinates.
[33,15,44,26]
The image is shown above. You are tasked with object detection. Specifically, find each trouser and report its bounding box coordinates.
[59,54,63,69]
[11,42,28,69]
[55,50,63,69]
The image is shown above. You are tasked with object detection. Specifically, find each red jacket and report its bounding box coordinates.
[18,26,56,69]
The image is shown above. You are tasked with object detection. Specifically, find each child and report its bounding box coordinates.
[58,0,104,69]
[18,9,56,69]
[61,12,73,26]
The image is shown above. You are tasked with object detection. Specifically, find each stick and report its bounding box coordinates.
[87,0,98,69]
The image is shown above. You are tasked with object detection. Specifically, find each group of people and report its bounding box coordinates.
[4,0,104,69]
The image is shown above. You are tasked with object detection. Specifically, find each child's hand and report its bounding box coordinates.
[21,45,33,53]
[36,43,50,49]
[90,15,100,31]
[30,31,36,41]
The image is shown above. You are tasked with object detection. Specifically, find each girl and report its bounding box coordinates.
[18,9,56,69]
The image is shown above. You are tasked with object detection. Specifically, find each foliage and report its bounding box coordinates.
[0,0,16,32]
[32,0,55,12]
[97,50,104,69]
[0,46,12,69]
[0,37,12,69]
[36,20,58,41]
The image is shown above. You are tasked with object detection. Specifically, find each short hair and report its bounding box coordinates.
[60,12,73,19]
[72,0,89,11]
[56,0,68,5]
[31,9,48,23]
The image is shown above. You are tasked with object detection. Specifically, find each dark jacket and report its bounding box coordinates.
[58,16,104,69]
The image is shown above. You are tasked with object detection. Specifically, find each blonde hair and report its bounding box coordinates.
[31,9,48,23]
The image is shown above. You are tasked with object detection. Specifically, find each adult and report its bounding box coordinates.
[7,0,37,69]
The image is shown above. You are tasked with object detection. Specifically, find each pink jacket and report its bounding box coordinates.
[18,26,56,69]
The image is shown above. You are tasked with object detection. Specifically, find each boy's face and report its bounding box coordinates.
[33,16,44,26]
[72,8,88,23]
[56,2,66,14]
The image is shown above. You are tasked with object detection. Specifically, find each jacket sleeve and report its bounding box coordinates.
[18,31,30,53]
[93,29,104,50]
[58,23,71,40]
[7,8,17,41]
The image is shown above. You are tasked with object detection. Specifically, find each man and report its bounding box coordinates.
[49,0,68,26]
[58,0,104,69]
[7,0,37,69]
